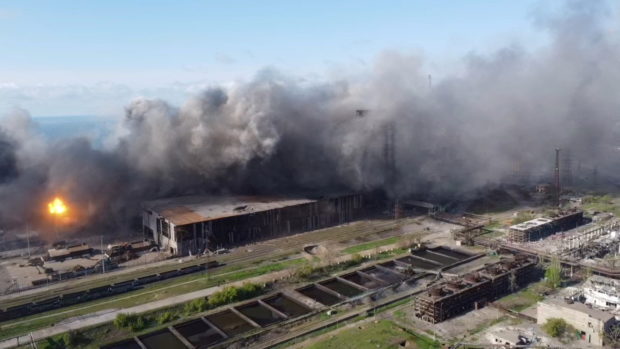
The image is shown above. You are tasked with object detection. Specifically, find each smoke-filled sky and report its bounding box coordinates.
[1,0,620,238]
[0,0,563,116]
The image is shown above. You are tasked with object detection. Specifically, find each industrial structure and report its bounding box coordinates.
[143,194,365,255]
[584,275,620,310]
[414,255,537,323]
[558,220,620,260]
[507,210,584,243]
[46,243,92,262]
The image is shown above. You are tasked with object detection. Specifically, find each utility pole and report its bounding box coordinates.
[100,235,106,274]
[555,148,561,207]
[26,224,31,258]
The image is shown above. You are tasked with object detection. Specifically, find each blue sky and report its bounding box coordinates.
[0,1,589,116]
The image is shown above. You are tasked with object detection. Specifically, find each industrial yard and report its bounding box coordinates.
[2,178,620,349]
[0,181,619,349]
[2,2,620,347]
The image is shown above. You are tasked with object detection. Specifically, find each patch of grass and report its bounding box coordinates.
[306,320,440,349]
[373,248,408,260]
[582,195,620,215]
[496,281,546,312]
[343,236,400,254]
[468,316,508,336]
[480,229,504,239]
[484,220,502,230]
[295,256,368,281]
[511,211,535,225]
[113,313,147,332]
[372,297,412,315]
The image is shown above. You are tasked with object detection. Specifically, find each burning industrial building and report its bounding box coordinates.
[143,194,365,255]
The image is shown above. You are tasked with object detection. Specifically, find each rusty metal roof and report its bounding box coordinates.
[143,195,316,226]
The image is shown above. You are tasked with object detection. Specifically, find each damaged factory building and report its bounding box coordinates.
[507,209,585,243]
[414,255,538,323]
[142,194,365,256]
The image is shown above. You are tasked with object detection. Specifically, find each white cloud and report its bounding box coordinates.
[0,8,19,20]
[0,82,203,116]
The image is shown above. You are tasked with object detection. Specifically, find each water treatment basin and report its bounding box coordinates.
[174,318,225,347]
[341,272,384,289]
[411,249,458,265]
[397,256,442,270]
[236,302,283,327]
[360,266,403,284]
[101,339,142,349]
[431,247,470,260]
[205,309,256,337]
[296,285,342,305]
[320,278,364,297]
[138,329,187,349]
[263,294,311,318]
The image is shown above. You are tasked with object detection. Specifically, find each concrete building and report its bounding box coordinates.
[485,327,531,347]
[142,194,364,256]
[537,297,617,346]
[584,275,620,311]
[508,210,584,242]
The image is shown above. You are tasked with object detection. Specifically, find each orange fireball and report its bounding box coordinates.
[48,197,68,215]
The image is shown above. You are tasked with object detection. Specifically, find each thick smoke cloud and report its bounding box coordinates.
[1,0,619,238]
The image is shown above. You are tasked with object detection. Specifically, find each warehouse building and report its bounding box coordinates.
[142,193,364,256]
[538,296,617,346]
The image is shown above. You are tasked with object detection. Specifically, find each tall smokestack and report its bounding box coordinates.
[384,121,396,191]
[562,149,572,188]
[555,148,561,207]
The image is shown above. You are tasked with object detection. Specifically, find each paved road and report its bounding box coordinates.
[0,269,291,349]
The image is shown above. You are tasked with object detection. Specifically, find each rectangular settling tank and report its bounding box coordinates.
[138,329,187,349]
[320,278,364,297]
[296,285,341,305]
[397,256,442,270]
[341,272,384,289]
[235,302,283,327]
[101,339,142,349]
[431,247,470,260]
[205,309,256,337]
[263,294,311,318]
[361,266,403,284]
[174,318,225,347]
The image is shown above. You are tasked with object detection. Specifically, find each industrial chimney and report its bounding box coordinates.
[555,148,561,207]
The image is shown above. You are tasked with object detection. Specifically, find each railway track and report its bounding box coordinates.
[0,218,407,324]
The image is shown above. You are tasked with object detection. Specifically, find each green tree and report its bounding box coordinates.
[508,271,518,292]
[348,253,364,266]
[62,331,83,348]
[113,313,147,332]
[129,316,146,332]
[184,298,209,314]
[605,322,620,348]
[40,337,65,349]
[208,286,239,307]
[295,264,315,279]
[545,257,562,289]
[158,311,175,325]
[114,313,130,329]
[543,318,568,337]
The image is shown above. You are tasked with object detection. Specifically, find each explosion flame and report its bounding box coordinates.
[48,197,67,215]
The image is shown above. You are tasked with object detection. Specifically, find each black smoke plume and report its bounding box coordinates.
[1,0,619,238]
